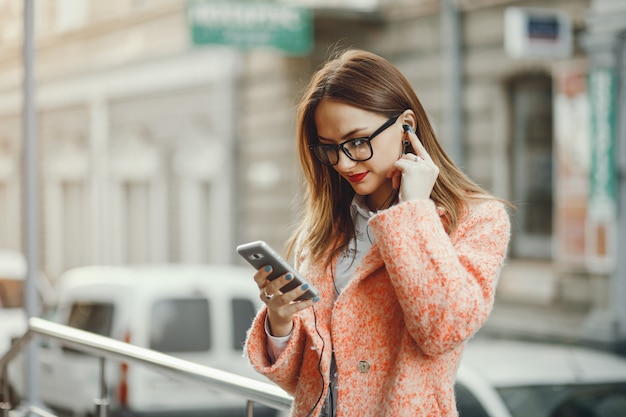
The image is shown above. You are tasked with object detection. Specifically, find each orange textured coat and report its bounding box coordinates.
[245,199,511,417]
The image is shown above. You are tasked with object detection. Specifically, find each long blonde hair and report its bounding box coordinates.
[287,49,494,266]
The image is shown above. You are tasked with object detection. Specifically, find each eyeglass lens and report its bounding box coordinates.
[315,139,371,165]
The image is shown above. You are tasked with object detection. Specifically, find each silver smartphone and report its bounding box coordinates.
[236,240,319,301]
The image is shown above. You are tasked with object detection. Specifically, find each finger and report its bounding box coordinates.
[253,265,273,288]
[260,288,274,302]
[264,271,297,299]
[262,280,280,299]
[392,171,401,190]
[410,138,433,163]
[285,298,317,313]
[272,294,317,319]
[280,282,315,304]
[387,166,402,189]
[403,152,424,163]
[394,157,419,171]
[261,283,284,304]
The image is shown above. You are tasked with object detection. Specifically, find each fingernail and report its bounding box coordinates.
[264,265,272,272]
[313,296,320,303]
[285,273,293,280]
[301,284,309,290]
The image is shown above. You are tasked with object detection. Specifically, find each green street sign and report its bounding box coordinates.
[588,67,617,220]
[187,0,313,55]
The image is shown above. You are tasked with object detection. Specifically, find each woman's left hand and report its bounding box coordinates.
[388,130,439,202]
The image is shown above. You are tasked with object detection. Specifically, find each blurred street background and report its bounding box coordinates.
[1,0,625,355]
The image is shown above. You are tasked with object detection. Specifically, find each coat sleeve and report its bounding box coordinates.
[244,304,327,397]
[368,198,510,356]
[244,308,305,395]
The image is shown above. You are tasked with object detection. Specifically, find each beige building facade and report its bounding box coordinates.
[4,0,621,344]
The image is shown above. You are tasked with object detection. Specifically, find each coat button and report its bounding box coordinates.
[357,360,370,373]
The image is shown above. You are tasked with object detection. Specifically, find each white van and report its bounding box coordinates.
[22,264,277,417]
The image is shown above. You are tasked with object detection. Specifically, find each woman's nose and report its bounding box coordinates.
[335,150,357,171]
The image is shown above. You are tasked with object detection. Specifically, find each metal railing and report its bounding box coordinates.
[0,317,293,417]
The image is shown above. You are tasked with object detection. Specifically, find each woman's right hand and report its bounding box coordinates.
[387,128,439,202]
[254,266,318,337]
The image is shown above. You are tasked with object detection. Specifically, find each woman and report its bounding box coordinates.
[244,49,510,417]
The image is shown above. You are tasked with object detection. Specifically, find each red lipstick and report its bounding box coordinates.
[348,172,368,183]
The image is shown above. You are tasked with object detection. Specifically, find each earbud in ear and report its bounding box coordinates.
[402,139,410,154]
[402,124,414,134]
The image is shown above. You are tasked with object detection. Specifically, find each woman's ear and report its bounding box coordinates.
[400,110,417,133]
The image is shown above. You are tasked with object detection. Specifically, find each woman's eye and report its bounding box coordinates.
[350,138,367,147]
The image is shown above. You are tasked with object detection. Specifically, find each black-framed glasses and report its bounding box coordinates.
[309,115,400,166]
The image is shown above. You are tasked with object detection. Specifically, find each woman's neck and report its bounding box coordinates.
[365,186,398,212]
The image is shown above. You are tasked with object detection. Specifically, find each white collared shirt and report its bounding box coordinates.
[266,195,376,358]
[333,195,375,294]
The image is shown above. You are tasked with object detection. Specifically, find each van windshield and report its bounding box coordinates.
[150,298,211,352]
[0,278,24,308]
[67,302,114,336]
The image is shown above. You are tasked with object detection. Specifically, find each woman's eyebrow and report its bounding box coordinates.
[317,127,368,143]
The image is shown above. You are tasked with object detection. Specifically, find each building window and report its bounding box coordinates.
[124,181,151,263]
[509,74,554,258]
